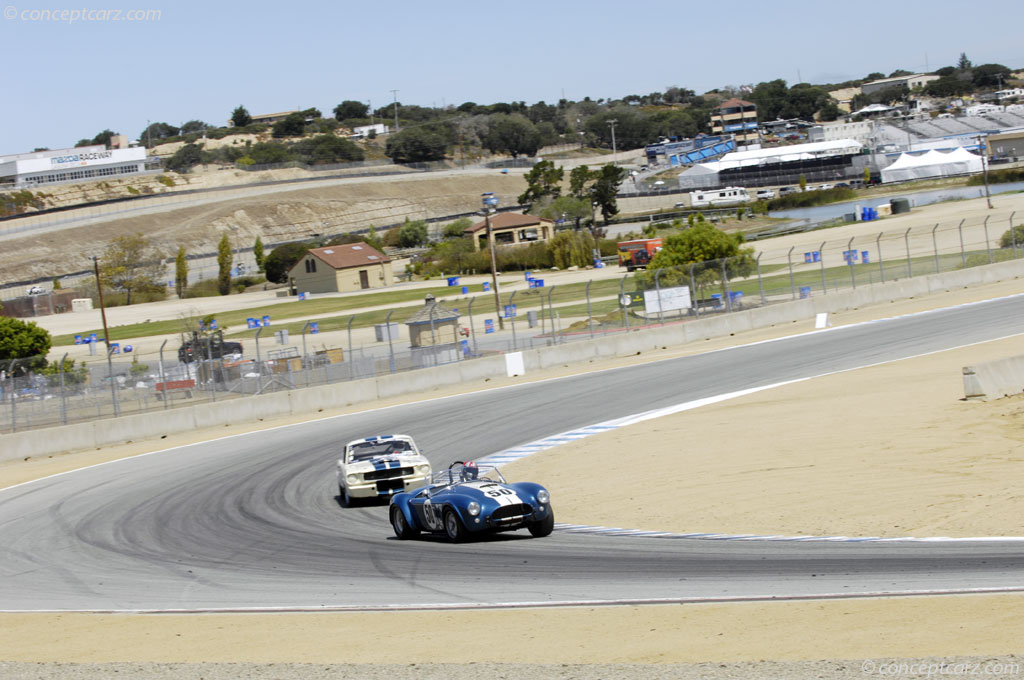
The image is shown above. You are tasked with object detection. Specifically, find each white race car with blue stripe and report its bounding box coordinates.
[336,435,432,507]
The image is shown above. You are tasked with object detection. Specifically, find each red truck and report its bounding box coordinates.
[617,238,662,272]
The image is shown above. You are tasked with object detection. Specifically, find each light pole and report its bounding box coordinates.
[977,135,993,209]
[481,193,504,330]
[390,89,399,132]
[607,119,618,165]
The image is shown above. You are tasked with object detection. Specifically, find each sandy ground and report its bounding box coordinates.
[3,277,1024,671]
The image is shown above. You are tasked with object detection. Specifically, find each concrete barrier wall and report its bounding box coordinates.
[4,259,1023,462]
[963,356,1024,400]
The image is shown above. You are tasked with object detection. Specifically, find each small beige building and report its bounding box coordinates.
[287,242,393,294]
[464,213,556,251]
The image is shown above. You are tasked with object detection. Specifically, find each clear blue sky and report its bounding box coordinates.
[2,0,1022,154]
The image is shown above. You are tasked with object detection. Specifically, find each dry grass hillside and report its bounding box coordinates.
[0,172,528,282]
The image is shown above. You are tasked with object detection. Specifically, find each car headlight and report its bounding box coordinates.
[537,489,549,504]
[416,465,430,476]
[347,475,358,484]
[467,501,481,516]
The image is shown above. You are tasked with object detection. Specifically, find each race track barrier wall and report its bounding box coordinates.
[4,259,1023,462]
[963,356,1024,401]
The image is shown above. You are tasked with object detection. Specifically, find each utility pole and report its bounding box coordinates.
[91,256,111,346]
[607,119,618,165]
[977,135,993,209]
[481,193,504,330]
[390,89,399,132]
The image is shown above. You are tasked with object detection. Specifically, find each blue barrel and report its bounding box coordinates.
[800,286,811,299]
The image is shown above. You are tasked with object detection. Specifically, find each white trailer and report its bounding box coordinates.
[689,186,751,208]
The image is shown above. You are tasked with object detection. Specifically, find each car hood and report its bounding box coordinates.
[344,454,429,474]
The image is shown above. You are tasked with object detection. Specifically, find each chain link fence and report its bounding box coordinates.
[2,210,1020,434]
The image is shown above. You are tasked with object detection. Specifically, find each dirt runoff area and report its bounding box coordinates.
[2,280,1024,676]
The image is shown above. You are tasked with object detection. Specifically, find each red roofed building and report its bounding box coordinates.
[286,242,393,294]
[463,213,556,251]
[711,98,759,148]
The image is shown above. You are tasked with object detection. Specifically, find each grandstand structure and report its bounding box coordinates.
[676,139,868,190]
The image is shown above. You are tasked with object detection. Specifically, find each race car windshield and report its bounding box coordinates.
[433,463,505,486]
[349,439,412,461]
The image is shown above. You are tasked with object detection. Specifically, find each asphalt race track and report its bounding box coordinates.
[3,296,1024,612]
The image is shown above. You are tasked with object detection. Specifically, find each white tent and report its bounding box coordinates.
[881,148,983,183]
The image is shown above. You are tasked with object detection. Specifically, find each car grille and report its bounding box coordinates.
[376,479,406,494]
[364,466,413,481]
[491,503,532,521]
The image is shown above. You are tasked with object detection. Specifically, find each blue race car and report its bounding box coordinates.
[389,461,554,542]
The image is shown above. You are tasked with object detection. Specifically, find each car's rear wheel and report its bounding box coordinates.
[444,508,467,543]
[528,512,554,538]
[391,506,419,539]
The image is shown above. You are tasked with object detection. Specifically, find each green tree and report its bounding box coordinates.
[483,113,541,158]
[398,219,429,247]
[272,113,308,138]
[75,129,118,148]
[264,242,312,283]
[180,120,207,135]
[99,233,166,305]
[539,195,591,230]
[231,106,252,128]
[217,234,232,295]
[957,52,973,71]
[442,217,474,239]
[291,134,365,164]
[547,230,596,269]
[175,246,188,298]
[253,236,266,273]
[385,127,448,163]
[590,164,628,224]
[569,165,596,199]
[585,109,654,149]
[999,225,1024,249]
[164,142,204,173]
[432,236,477,273]
[0,317,51,375]
[799,174,807,192]
[246,142,293,165]
[139,122,179,147]
[518,160,564,205]
[38,356,88,386]
[52,277,61,290]
[864,166,872,185]
[643,223,755,294]
[334,100,369,120]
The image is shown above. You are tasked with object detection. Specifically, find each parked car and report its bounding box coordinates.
[389,461,554,542]
[756,189,776,200]
[818,183,834,191]
[779,187,797,196]
[177,337,243,364]
[835,182,851,189]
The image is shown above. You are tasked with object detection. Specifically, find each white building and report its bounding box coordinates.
[0,145,151,187]
[965,103,1004,116]
[351,123,389,138]
[861,73,940,96]
[818,121,874,144]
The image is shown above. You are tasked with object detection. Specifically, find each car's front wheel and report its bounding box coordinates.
[528,511,554,538]
[444,508,467,543]
[339,484,355,508]
[391,506,419,540]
